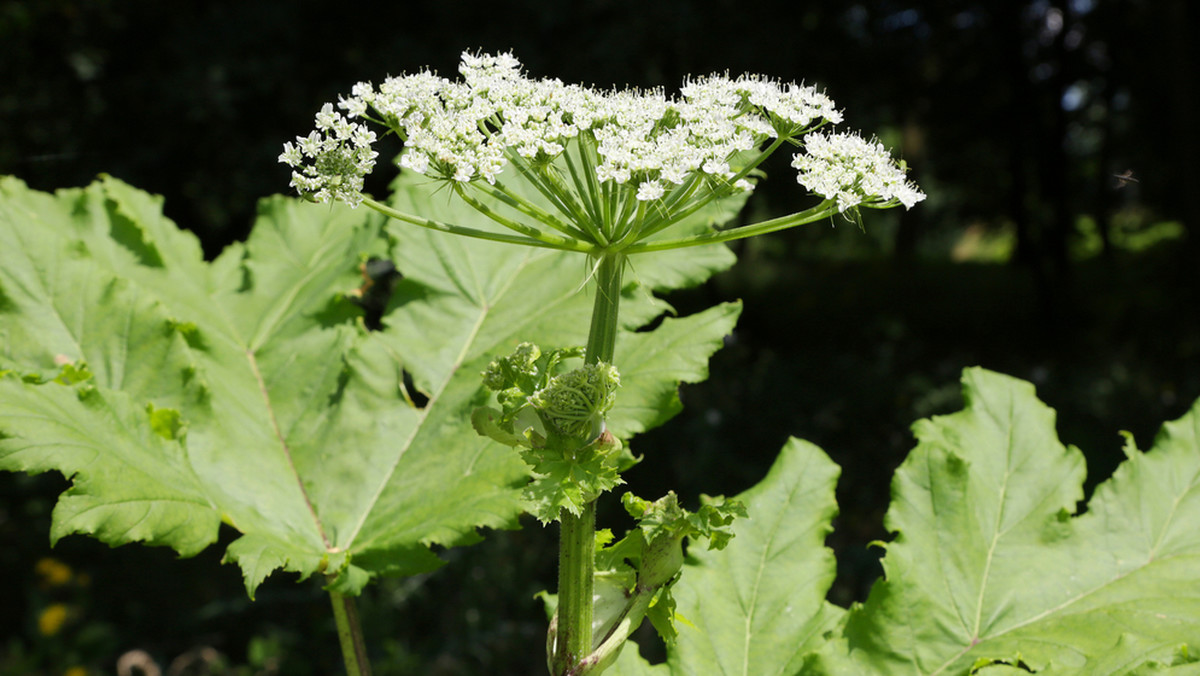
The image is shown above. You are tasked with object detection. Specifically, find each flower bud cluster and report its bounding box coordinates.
[530,363,620,440]
[482,341,543,392]
[480,343,621,444]
[283,51,916,210]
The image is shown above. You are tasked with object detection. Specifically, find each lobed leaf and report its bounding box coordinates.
[614,368,1200,675]
[609,302,741,438]
[0,375,218,557]
[815,368,1200,674]
[0,171,745,597]
[610,437,844,676]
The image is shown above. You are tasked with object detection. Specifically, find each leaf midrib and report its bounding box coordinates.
[731,466,818,676]
[244,346,331,549]
[338,248,537,549]
[968,399,1018,641]
[927,440,1200,675]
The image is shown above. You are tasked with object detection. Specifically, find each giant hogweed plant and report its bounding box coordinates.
[0,51,1196,675]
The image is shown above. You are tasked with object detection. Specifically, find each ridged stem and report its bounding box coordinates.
[553,252,625,675]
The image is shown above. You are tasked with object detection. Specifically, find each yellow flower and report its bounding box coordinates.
[35,558,73,588]
[38,603,70,636]
[63,667,89,676]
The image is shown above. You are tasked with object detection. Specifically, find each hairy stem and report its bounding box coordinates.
[330,590,372,676]
[555,503,597,674]
[553,252,625,675]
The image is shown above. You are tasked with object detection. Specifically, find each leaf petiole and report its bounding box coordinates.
[330,590,372,676]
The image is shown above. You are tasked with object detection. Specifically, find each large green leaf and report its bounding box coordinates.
[381,170,741,440]
[614,368,1200,675]
[0,379,218,558]
[0,172,743,598]
[609,437,845,676]
[814,368,1200,674]
[820,367,1200,672]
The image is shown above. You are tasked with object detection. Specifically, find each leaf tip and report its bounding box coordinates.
[1118,429,1140,459]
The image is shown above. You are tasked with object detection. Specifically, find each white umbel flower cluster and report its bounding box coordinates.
[279,103,378,207]
[282,51,889,207]
[792,132,925,212]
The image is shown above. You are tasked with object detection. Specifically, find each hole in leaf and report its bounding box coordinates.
[969,657,1035,674]
[403,369,429,408]
[352,257,401,331]
[311,293,364,329]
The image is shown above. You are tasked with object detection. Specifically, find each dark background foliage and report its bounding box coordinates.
[3,1,1198,674]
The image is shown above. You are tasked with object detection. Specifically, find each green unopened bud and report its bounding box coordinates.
[481,361,507,391]
[496,386,528,410]
[530,362,620,439]
[510,342,541,370]
[639,531,686,590]
[482,342,543,391]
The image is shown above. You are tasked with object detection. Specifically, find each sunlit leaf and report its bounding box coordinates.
[0,172,744,598]
[615,368,1200,675]
[610,437,844,676]
[815,368,1200,674]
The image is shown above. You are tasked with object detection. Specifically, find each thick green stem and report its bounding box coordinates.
[555,503,597,674]
[330,590,372,676]
[553,252,625,675]
[584,253,625,366]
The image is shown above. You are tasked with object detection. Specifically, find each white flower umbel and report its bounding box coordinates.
[279,104,378,208]
[283,51,924,253]
[791,131,925,213]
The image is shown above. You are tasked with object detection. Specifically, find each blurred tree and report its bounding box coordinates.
[2,0,1186,262]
